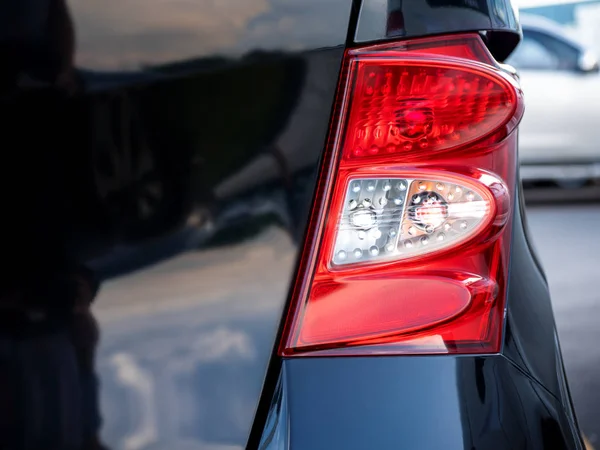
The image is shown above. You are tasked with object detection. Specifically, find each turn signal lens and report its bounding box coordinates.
[280,34,523,356]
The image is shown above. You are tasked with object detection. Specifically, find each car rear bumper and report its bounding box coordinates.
[258,355,583,450]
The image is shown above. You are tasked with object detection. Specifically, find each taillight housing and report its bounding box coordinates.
[280,34,523,356]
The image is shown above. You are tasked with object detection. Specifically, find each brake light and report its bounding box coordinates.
[280,34,523,356]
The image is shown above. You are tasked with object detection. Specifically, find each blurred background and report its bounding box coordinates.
[511,0,600,443]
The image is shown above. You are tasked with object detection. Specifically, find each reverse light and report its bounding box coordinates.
[332,174,498,266]
[280,34,523,356]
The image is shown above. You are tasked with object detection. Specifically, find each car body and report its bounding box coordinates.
[505,14,600,185]
[0,0,585,449]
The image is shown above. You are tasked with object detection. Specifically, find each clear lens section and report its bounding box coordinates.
[334,178,408,265]
[332,177,489,266]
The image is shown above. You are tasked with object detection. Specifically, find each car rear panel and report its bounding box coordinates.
[0,0,584,449]
[0,0,352,448]
[283,356,578,450]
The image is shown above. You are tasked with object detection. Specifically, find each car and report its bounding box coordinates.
[0,0,586,449]
[505,14,600,187]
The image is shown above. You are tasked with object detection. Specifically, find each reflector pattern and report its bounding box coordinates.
[332,177,487,266]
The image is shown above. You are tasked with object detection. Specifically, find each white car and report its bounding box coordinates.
[505,15,600,185]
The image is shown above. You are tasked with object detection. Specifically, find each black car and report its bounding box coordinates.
[0,0,586,449]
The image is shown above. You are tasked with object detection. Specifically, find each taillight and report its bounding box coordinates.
[280,34,523,356]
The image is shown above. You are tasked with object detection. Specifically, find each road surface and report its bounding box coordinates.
[527,203,600,445]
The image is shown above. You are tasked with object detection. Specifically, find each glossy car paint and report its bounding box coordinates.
[0,0,352,448]
[0,0,583,449]
[282,356,579,449]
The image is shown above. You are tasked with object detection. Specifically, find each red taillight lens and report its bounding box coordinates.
[280,34,523,356]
